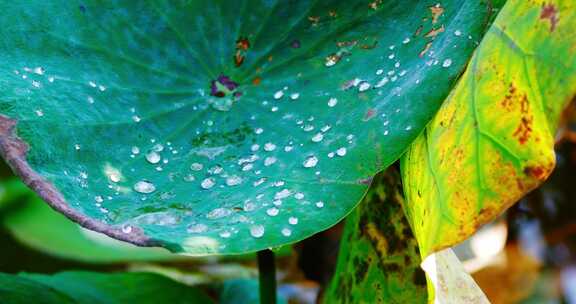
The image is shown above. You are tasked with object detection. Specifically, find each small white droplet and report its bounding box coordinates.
[289,217,299,225]
[264,143,277,151]
[219,231,231,238]
[190,163,203,171]
[336,147,347,157]
[251,144,260,151]
[226,175,242,186]
[294,192,304,200]
[442,59,452,68]
[121,224,133,234]
[281,228,292,237]
[134,180,156,194]
[264,157,277,166]
[250,225,265,238]
[358,82,371,92]
[290,93,300,100]
[187,223,208,233]
[94,196,104,203]
[275,189,291,200]
[402,37,411,44]
[274,90,284,99]
[267,207,279,216]
[311,133,324,142]
[255,128,264,134]
[316,201,325,208]
[201,177,216,189]
[328,97,338,107]
[303,155,318,168]
[454,30,462,36]
[131,146,140,155]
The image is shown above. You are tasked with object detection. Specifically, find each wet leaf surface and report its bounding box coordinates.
[0,1,494,254]
[401,0,576,257]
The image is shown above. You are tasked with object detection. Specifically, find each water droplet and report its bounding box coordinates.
[405,125,413,131]
[35,109,44,117]
[255,128,264,134]
[264,143,277,151]
[328,97,338,107]
[250,225,265,238]
[358,82,371,92]
[311,133,324,142]
[207,207,232,219]
[266,207,279,216]
[190,163,204,171]
[294,193,304,200]
[146,151,161,164]
[201,177,216,189]
[281,228,292,237]
[303,156,318,168]
[402,37,411,44]
[284,145,294,152]
[33,67,45,75]
[275,189,292,200]
[208,165,223,175]
[219,231,231,238]
[131,146,140,154]
[94,195,104,203]
[134,180,155,194]
[289,217,299,225]
[274,90,284,99]
[328,152,335,158]
[226,175,242,186]
[242,163,254,171]
[254,178,267,186]
[454,30,462,36]
[187,223,208,233]
[251,144,260,151]
[442,59,452,68]
[121,224,133,234]
[264,157,277,166]
[336,147,347,157]
[316,201,325,208]
[290,93,300,100]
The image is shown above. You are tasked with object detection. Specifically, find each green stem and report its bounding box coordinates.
[257,249,277,304]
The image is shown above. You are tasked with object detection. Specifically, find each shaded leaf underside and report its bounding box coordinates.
[0,0,493,254]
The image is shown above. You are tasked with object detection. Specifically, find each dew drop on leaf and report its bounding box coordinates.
[133,180,156,194]
[250,225,265,238]
[303,156,319,168]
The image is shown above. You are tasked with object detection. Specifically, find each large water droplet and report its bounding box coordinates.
[146,151,161,164]
[134,180,156,194]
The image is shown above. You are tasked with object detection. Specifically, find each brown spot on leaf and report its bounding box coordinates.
[234,37,250,67]
[425,25,445,38]
[430,4,444,24]
[513,95,533,144]
[419,42,433,57]
[540,3,559,32]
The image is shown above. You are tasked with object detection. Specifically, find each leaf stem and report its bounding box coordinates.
[257,249,277,304]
